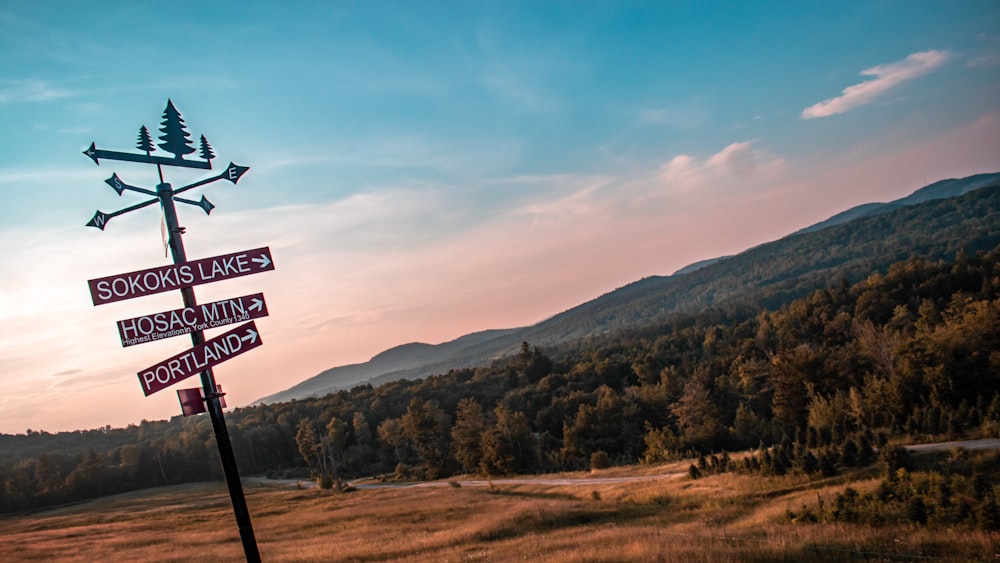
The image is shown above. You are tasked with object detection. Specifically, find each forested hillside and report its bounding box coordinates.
[3,244,999,514]
[261,176,1000,403]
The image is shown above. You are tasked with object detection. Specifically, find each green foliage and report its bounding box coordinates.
[811,449,1000,528]
[479,406,537,476]
[450,398,485,474]
[877,444,911,477]
[590,451,611,470]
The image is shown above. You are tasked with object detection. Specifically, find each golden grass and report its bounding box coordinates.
[1,467,997,562]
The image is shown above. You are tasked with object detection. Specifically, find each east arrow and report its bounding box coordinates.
[172,162,250,196]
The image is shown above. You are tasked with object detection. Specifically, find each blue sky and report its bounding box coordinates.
[1,1,998,433]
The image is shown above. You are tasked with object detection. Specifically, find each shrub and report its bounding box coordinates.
[688,464,702,480]
[590,451,611,471]
[877,444,911,476]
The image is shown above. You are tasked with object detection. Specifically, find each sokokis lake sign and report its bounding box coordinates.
[88,247,274,306]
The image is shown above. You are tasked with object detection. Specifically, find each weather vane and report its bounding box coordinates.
[84,99,249,230]
[82,100,262,562]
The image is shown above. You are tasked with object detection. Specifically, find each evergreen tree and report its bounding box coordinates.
[157,99,196,158]
[198,134,215,161]
[479,406,537,476]
[400,398,447,479]
[295,418,318,468]
[450,398,485,474]
[136,125,155,154]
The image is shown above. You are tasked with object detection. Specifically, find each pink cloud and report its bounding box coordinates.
[801,50,950,119]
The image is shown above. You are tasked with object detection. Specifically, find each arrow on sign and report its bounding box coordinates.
[249,297,264,313]
[241,328,259,345]
[251,254,271,269]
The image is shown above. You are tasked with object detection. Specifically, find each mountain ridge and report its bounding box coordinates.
[256,171,1000,405]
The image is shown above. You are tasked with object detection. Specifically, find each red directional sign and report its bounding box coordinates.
[137,321,262,396]
[117,293,269,347]
[88,247,274,306]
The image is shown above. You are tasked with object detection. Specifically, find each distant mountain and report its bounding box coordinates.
[795,172,1000,234]
[257,171,1000,404]
[671,256,732,276]
[258,329,519,404]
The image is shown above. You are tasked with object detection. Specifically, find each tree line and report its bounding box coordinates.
[2,246,1000,513]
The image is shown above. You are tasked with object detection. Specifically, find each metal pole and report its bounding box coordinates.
[158,182,261,562]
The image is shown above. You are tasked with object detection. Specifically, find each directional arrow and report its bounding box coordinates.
[86,198,159,230]
[251,253,272,269]
[249,297,264,313]
[223,162,250,184]
[175,195,215,215]
[241,328,259,345]
[105,173,157,197]
[172,162,251,197]
[84,142,212,170]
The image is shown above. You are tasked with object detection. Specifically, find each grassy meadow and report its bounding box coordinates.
[1,459,997,562]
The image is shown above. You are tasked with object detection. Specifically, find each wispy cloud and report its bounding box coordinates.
[801,50,950,119]
[659,141,785,193]
[967,33,1000,69]
[0,79,79,103]
[637,99,709,130]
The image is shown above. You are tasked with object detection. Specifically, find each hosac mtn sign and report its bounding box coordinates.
[116,293,268,347]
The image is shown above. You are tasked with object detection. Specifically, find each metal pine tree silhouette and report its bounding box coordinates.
[199,134,216,162]
[137,125,156,154]
[158,99,196,158]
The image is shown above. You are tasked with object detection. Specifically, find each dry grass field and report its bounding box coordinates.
[1,461,997,562]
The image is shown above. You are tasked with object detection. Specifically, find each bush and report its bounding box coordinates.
[688,464,702,480]
[906,495,928,525]
[590,451,611,471]
[878,444,911,477]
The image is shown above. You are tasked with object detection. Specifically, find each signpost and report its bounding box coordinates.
[84,100,264,562]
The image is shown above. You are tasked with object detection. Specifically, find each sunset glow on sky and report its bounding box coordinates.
[1,2,998,434]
